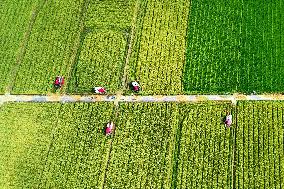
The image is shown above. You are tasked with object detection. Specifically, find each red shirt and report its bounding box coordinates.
[98,88,105,93]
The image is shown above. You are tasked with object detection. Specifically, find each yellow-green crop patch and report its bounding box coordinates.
[68,31,127,94]
[236,101,284,188]
[0,102,115,188]
[173,103,234,189]
[12,0,84,94]
[0,0,39,93]
[1,101,283,188]
[128,0,190,95]
[105,103,179,188]
[67,0,137,94]
[0,103,59,188]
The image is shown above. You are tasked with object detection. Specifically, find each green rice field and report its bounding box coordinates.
[0,102,283,188]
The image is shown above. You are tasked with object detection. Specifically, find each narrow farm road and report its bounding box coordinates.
[1,94,284,105]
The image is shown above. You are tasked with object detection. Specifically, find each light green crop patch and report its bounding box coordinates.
[68,31,127,94]
[128,0,190,95]
[236,101,284,188]
[0,0,39,93]
[0,103,59,188]
[174,103,234,189]
[12,0,84,94]
[67,0,137,94]
[0,102,115,188]
[105,102,180,189]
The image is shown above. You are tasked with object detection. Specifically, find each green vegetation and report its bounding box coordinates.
[184,0,284,94]
[105,103,179,188]
[0,0,39,93]
[0,103,115,188]
[0,101,284,188]
[38,103,115,188]
[12,0,84,94]
[68,0,136,94]
[0,103,59,188]
[128,0,190,94]
[236,101,284,188]
[174,103,234,189]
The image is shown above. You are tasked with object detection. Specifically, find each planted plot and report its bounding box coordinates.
[68,31,127,94]
[184,0,284,94]
[0,103,59,188]
[105,103,179,188]
[236,101,284,188]
[85,0,135,30]
[174,103,234,189]
[37,103,115,188]
[0,102,115,188]
[128,0,190,95]
[68,0,136,94]
[12,0,84,94]
[0,0,39,93]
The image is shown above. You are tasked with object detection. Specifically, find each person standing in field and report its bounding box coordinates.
[224,113,232,127]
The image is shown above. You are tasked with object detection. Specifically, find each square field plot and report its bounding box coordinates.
[105,103,180,188]
[127,0,190,95]
[105,102,234,189]
[183,0,284,94]
[0,102,115,188]
[67,0,136,94]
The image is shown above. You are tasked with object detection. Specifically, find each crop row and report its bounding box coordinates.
[175,103,234,189]
[67,0,137,94]
[0,103,116,188]
[67,30,127,94]
[2,0,284,95]
[37,103,115,188]
[105,103,180,188]
[236,101,284,188]
[0,103,60,188]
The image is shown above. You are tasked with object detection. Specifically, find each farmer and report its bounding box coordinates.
[94,87,106,94]
[131,81,140,92]
[54,76,64,89]
[105,121,115,136]
[224,114,232,127]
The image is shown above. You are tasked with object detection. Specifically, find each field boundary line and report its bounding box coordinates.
[6,0,47,94]
[2,94,284,104]
[64,0,90,94]
[121,0,140,91]
[231,104,238,189]
[100,106,119,189]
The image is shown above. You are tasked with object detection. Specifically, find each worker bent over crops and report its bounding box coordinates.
[130,81,140,92]
[54,76,64,89]
[94,87,106,94]
[105,121,115,136]
[224,114,232,127]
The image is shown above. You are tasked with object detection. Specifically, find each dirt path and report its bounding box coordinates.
[1,94,284,105]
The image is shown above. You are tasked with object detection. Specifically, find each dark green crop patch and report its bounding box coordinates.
[183,0,284,94]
